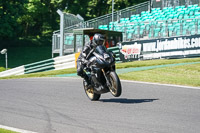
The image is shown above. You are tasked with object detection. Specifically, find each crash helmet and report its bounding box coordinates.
[92,33,105,47]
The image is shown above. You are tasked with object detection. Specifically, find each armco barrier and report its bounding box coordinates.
[0,49,121,77]
[24,59,55,74]
[54,54,75,70]
[107,46,121,62]
[0,54,76,77]
[54,61,75,70]
[0,66,25,77]
[24,54,75,74]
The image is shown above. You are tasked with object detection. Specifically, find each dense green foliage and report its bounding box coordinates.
[0,0,147,68]
[0,0,147,47]
[0,46,51,68]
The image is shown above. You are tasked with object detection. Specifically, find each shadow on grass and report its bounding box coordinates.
[99,98,159,104]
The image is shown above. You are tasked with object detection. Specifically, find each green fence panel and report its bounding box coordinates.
[25,62,54,71]
[25,65,55,74]
[107,46,121,62]
[24,58,55,74]
[24,59,54,69]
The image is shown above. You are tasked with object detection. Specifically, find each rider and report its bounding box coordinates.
[76,33,106,89]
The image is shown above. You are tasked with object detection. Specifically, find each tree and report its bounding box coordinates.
[0,0,148,47]
[0,0,27,40]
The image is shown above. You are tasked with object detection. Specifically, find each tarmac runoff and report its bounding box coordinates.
[54,61,200,77]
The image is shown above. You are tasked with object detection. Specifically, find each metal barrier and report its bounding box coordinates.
[24,59,55,74]
[82,2,150,30]
[0,66,25,77]
[0,50,123,77]
[52,1,150,55]
[0,54,76,77]
[152,0,199,8]
[53,54,75,70]
[24,54,76,74]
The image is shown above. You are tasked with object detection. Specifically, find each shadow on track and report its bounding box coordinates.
[99,98,159,104]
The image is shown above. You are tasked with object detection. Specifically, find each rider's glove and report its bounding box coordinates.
[109,51,116,58]
[82,53,86,58]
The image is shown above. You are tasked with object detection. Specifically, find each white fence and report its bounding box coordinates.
[0,54,76,77]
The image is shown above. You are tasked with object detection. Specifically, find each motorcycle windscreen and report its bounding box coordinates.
[95,45,107,55]
[88,55,107,68]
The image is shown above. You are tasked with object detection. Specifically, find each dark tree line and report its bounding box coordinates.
[0,0,147,47]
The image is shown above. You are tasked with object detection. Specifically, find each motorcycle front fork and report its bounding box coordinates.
[102,69,111,88]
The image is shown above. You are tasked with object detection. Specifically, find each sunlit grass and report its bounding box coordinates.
[0,67,6,72]
[1,57,200,87]
[116,57,200,69]
[0,128,19,133]
[0,68,76,80]
[119,63,200,87]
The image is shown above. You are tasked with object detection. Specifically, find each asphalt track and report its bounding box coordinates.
[0,77,200,133]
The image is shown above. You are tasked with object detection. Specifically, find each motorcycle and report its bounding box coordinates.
[83,45,122,101]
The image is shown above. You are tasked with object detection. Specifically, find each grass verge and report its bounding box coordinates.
[0,128,18,133]
[116,57,200,69]
[0,57,200,87]
[0,67,6,72]
[0,68,76,80]
[119,63,200,87]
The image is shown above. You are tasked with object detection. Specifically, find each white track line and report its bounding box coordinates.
[53,77,200,90]
[15,77,200,90]
[0,125,37,133]
[121,79,200,90]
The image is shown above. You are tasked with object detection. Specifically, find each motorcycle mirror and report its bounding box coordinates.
[117,42,122,49]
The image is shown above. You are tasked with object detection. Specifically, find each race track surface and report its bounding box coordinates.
[0,77,200,133]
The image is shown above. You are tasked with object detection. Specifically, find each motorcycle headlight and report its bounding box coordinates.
[104,53,111,63]
[106,58,112,64]
[104,53,110,59]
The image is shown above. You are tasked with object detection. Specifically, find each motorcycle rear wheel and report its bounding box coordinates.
[109,71,122,97]
[83,80,101,101]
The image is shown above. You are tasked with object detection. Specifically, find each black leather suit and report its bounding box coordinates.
[76,40,94,79]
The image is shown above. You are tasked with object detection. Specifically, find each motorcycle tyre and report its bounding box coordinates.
[83,80,101,101]
[109,71,122,97]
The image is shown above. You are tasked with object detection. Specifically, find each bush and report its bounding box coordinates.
[0,67,6,72]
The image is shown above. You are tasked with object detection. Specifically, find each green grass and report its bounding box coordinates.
[119,63,200,87]
[0,68,76,80]
[1,57,200,87]
[0,67,6,72]
[0,128,18,133]
[116,57,200,69]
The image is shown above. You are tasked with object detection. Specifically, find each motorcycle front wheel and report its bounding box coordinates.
[109,71,122,97]
[83,80,101,101]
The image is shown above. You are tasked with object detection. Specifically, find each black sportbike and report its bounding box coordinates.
[83,45,122,101]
